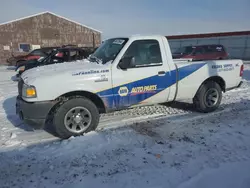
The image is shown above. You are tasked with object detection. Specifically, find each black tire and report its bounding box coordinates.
[193,81,222,113]
[53,97,100,139]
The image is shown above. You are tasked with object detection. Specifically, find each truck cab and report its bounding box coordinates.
[93,35,177,109]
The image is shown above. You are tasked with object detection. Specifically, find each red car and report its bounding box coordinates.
[172,44,229,61]
[7,47,59,66]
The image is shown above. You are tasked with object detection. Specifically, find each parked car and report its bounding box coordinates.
[172,44,229,60]
[16,35,243,139]
[15,47,91,76]
[7,47,59,66]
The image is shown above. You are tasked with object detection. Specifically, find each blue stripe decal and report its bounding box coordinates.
[97,63,206,109]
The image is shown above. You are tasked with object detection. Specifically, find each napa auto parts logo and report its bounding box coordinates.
[118,86,129,96]
[131,85,157,95]
[118,85,157,96]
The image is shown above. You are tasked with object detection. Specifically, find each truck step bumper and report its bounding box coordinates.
[226,81,243,92]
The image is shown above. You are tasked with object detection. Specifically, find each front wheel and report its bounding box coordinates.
[53,97,100,139]
[193,81,222,113]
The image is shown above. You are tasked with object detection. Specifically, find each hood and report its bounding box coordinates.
[21,59,112,84]
[17,59,37,68]
[14,54,28,60]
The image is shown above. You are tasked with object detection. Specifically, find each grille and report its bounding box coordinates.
[18,79,24,96]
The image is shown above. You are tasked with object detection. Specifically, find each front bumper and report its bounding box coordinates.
[16,96,56,129]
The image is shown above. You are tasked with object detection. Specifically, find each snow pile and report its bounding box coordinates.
[179,161,250,188]
[0,65,250,187]
[1,107,250,188]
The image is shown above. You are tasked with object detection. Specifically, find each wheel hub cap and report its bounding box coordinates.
[205,88,219,107]
[64,107,92,133]
[73,114,82,124]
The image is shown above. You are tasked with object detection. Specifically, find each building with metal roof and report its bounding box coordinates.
[0,11,102,64]
[166,31,250,60]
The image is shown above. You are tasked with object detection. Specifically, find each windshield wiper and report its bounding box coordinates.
[88,55,102,64]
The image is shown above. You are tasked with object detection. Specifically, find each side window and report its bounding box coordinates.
[78,49,88,59]
[29,49,45,56]
[68,50,78,61]
[194,48,205,55]
[49,51,67,64]
[67,49,85,61]
[123,40,162,67]
[204,46,214,54]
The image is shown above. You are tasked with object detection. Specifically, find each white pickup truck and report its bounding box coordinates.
[16,35,244,138]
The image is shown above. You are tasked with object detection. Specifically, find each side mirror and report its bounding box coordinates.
[119,56,135,70]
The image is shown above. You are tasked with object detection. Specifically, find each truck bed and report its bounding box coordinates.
[173,59,243,101]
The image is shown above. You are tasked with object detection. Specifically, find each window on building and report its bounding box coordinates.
[19,43,31,52]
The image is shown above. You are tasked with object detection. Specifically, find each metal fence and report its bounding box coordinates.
[168,35,250,60]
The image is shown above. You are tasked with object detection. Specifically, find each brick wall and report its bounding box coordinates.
[0,12,101,64]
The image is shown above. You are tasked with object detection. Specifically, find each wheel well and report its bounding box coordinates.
[60,91,106,113]
[202,76,226,92]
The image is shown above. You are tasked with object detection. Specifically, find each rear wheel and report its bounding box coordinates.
[53,97,100,139]
[193,81,222,113]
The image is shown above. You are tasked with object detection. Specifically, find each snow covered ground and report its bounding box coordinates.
[0,64,250,187]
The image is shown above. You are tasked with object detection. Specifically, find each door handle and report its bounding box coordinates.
[158,71,165,75]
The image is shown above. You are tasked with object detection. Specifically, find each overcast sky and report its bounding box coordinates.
[0,0,250,39]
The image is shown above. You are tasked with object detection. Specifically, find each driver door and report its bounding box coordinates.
[111,39,171,109]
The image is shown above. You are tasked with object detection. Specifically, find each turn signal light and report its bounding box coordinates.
[26,88,36,97]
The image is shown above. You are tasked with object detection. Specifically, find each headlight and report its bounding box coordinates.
[17,66,25,72]
[22,84,37,98]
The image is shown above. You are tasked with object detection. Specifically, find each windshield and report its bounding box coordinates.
[174,46,194,55]
[89,38,128,64]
